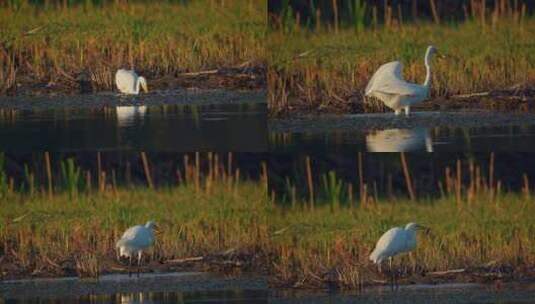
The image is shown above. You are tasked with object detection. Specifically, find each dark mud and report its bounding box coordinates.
[0,89,265,111]
[6,64,265,97]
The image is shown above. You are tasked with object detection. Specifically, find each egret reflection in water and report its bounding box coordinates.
[366,128,433,152]
[116,106,147,127]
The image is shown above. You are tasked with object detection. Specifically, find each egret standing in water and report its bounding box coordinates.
[365,46,441,116]
[369,222,429,279]
[115,69,149,95]
[116,221,157,277]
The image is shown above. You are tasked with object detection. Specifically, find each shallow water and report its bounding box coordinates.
[270,112,535,152]
[0,103,266,152]
[2,273,534,303]
[271,283,535,304]
[3,289,269,304]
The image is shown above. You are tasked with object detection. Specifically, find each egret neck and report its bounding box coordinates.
[423,48,433,88]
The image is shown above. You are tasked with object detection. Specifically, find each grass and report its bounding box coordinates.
[0,0,265,93]
[269,193,535,288]
[267,19,535,115]
[1,154,535,289]
[0,176,271,279]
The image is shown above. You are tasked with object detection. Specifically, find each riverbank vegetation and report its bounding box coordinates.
[2,153,535,288]
[0,0,265,94]
[268,1,535,115]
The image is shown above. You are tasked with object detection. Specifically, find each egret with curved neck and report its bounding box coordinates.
[115,69,149,95]
[365,45,439,117]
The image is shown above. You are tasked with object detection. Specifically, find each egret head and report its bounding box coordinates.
[145,221,157,230]
[426,45,445,59]
[405,222,429,232]
[138,76,149,93]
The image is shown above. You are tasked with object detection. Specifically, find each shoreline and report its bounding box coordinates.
[0,88,266,111]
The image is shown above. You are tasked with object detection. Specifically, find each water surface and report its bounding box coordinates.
[270,112,535,152]
[0,103,266,152]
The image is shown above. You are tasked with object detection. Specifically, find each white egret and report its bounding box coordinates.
[116,221,157,277]
[366,128,433,152]
[115,69,149,95]
[369,222,428,274]
[365,46,440,116]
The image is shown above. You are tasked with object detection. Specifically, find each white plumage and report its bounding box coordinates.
[366,128,433,152]
[115,69,149,95]
[365,46,439,116]
[370,222,426,266]
[116,221,156,276]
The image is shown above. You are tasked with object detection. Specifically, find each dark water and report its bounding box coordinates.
[3,290,268,304]
[271,283,535,304]
[269,112,535,152]
[4,285,535,304]
[0,103,266,152]
[270,125,535,152]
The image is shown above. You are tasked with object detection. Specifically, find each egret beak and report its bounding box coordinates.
[416,224,430,232]
[436,51,446,59]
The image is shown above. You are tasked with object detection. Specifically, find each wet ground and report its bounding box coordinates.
[0,90,266,152]
[270,111,535,152]
[0,89,265,110]
[2,273,535,303]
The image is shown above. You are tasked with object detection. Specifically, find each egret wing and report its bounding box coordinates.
[115,69,137,94]
[373,78,422,96]
[370,227,407,262]
[365,61,403,96]
[116,225,153,248]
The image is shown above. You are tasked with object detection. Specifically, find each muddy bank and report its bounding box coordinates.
[0,89,265,111]
[0,272,267,299]
[6,64,265,97]
[270,81,535,117]
[269,111,535,133]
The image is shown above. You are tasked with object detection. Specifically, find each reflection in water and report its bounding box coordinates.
[116,106,147,127]
[366,128,433,152]
[270,125,535,152]
[5,289,268,304]
[0,103,267,152]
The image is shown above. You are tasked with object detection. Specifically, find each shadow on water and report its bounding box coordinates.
[0,103,267,152]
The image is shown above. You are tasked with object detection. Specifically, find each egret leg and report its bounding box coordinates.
[394,109,401,116]
[389,257,394,289]
[137,251,142,278]
[128,256,132,277]
[404,106,410,117]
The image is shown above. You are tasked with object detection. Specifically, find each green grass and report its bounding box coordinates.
[270,193,535,288]
[0,0,265,92]
[267,19,535,115]
[0,180,271,278]
[1,153,535,288]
